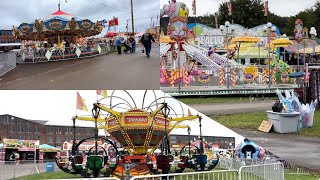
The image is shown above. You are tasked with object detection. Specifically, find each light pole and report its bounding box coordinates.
[220,21,234,89]
[310,27,317,56]
[130,0,134,35]
[282,34,287,61]
[263,22,275,89]
[187,126,191,157]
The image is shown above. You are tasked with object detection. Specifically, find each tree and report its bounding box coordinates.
[218,0,266,28]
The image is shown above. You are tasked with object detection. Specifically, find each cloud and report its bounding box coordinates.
[0,0,159,35]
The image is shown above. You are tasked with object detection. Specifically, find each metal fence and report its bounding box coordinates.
[17,43,111,63]
[239,163,284,180]
[0,52,16,76]
[130,170,239,180]
[0,160,60,180]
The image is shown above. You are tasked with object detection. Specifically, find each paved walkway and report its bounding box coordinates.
[0,44,159,90]
[190,101,274,115]
[191,101,320,172]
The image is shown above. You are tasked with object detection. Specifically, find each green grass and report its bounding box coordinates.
[210,109,320,137]
[14,170,318,180]
[285,174,319,180]
[176,96,278,105]
[13,171,82,180]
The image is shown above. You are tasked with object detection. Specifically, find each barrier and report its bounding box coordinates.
[17,43,110,64]
[130,170,239,180]
[0,52,16,76]
[239,163,284,180]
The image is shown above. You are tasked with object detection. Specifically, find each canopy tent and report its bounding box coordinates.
[39,144,58,152]
[236,47,270,58]
[104,32,118,38]
[267,38,292,49]
[298,45,320,54]
[285,39,319,54]
[231,37,261,44]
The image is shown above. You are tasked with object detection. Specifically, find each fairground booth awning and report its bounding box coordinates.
[285,39,319,54]
[39,144,58,152]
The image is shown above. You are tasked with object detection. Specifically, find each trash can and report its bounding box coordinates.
[46,162,55,172]
[266,111,300,133]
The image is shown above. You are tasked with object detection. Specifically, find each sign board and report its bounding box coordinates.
[258,120,273,132]
[3,139,39,149]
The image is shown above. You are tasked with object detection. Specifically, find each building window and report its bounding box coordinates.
[35,126,39,133]
[56,136,61,143]
[47,127,53,134]
[26,126,31,133]
[9,125,15,132]
[48,136,53,143]
[26,135,32,140]
[66,136,71,142]
[35,136,40,140]
[56,127,61,134]
[65,128,73,134]
[9,134,15,139]
[76,128,80,134]
[18,134,23,140]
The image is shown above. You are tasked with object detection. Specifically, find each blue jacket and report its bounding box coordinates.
[115,38,122,47]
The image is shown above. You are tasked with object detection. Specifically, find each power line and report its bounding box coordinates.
[87,0,130,13]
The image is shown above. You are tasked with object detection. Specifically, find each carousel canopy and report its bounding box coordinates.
[12,10,104,42]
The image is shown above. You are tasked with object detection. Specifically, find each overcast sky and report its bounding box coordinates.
[160,0,318,17]
[0,90,244,145]
[0,0,159,36]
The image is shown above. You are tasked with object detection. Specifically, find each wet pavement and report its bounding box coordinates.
[0,44,159,90]
[191,101,320,172]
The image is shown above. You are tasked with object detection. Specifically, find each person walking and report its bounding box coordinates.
[115,36,122,54]
[140,32,155,57]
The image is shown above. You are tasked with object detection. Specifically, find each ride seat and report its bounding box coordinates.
[87,155,103,171]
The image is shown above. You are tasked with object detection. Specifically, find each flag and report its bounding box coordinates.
[264,1,269,16]
[96,90,108,98]
[188,109,192,116]
[228,0,232,16]
[192,0,196,15]
[76,92,88,111]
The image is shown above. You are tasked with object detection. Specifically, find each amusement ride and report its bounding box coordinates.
[55,90,220,178]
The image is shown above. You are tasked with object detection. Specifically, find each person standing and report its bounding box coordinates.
[115,36,122,55]
[140,32,155,57]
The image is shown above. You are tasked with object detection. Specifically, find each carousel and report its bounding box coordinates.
[55,90,219,179]
[12,4,109,63]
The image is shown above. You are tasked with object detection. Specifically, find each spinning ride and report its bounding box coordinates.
[55,91,218,178]
[13,8,104,45]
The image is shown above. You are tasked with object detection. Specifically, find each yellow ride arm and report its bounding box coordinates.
[171,115,198,122]
[73,116,105,123]
[94,103,122,118]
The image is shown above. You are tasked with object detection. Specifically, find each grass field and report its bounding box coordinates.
[210,109,320,137]
[14,170,319,180]
[176,95,278,105]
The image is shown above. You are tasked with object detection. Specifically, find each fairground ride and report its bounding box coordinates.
[55,90,219,178]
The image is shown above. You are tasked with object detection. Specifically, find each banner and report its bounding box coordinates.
[109,17,119,27]
[3,139,39,149]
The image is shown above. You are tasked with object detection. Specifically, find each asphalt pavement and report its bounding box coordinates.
[190,101,320,173]
[0,44,159,90]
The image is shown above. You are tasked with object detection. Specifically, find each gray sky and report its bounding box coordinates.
[0,0,159,36]
[160,0,318,17]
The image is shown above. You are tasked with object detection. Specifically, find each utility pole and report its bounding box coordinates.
[126,19,129,38]
[130,0,135,35]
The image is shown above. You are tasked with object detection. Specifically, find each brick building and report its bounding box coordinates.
[0,30,21,51]
[0,114,95,148]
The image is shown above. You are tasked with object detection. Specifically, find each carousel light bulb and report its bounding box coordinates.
[225,21,230,27]
[263,26,268,32]
[220,25,225,31]
[267,22,272,28]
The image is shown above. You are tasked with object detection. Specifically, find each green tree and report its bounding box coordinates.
[218,0,266,28]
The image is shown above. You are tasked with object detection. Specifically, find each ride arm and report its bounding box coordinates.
[73,116,105,123]
[149,103,166,118]
[94,103,122,118]
[171,115,199,122]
